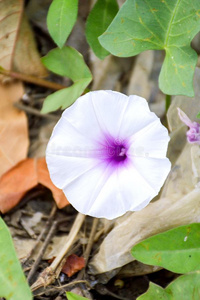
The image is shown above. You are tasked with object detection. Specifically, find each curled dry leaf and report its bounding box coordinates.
[167,68,200,132]
[0,0,23,72]
[0,0,47,81]
[13,14,47,77]
[0,157,69,213]
[89,190,200,275]
[0,81,28,176]
[62,254,85,277]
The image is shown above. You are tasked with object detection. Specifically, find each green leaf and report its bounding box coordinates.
[137,282,168,300]
[99,0,200,96]
[66,291,89,300]
[41,46,92,113]
[131,223,200,274]
[137,271,200,300]
[85,0,118,59]
[0,218,32,300]
[47,0,78,48]
[196,112,200,119]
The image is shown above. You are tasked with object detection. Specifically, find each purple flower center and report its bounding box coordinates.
[101,136,128,165]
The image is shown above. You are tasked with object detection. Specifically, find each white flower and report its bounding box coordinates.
[46,91,171,219]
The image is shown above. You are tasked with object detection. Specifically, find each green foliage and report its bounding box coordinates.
[85,0,118,59]
[66,291,89,300]
[99,0,200,96]
[41,46,92,113]
[196,111,200,119]
[131,223,200,274]
[137,271,200,300]
[0,218,32,300]
[47,0,78,48]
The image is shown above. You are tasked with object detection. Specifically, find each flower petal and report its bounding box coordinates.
[128,119,170,159]
[118,95,158,139]
[46,154,102,189]
[177,107,194,128]
[87,162,158,219]
[46,90,171,219]
[132,156,171,192]
[90,90,129,138]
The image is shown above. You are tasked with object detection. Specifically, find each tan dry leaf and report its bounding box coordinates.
[0,0,23,72]
[0,0,47,80]
[0,81,28,176]
[13,14,47,77]
[0,157,69,213]
[89,190,200,275]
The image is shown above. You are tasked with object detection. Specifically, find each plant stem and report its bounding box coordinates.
[165,94,171,112]
[0,68,66,91]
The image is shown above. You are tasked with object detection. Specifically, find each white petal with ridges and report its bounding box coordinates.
[128,119,170,159]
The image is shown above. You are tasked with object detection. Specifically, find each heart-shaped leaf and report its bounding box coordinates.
[137,271,200,300]
[99,0,200,96]
[131,223,200,274]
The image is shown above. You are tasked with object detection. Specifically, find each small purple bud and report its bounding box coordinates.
[177,108,200,145]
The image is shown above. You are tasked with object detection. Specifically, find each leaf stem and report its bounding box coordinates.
[0,67,66,91]
[165,94,171,112]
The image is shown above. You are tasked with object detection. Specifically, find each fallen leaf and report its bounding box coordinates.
[62,254,85,277]
[0,157,69,213]
[0,81,29,176]
[0,0,23,72]
[0,0,47,80]
[13,14,47,77]
[89,190,200,275]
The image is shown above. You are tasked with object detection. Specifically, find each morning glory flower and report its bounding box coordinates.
[46,91,171,219]
[177,108,200,145]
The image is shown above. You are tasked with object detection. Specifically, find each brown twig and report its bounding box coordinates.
[77,218,99,281]
[27,205,57,282]
[23,205,57,264]
[31,213,86,291]
[0,67,66,90]
[14,102,59,121]
[28,220,58,283]
[33,280,91,297]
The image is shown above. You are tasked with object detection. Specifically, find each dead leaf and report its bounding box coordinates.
[61,254,85,277]
[0,81,28,176]
[0,0,23,72]
[13,14,47,77]
[0,157,69,213]
[89,190,200,275]
[0,0,47,80]
[127,50,154,99]
[29,121,56,158]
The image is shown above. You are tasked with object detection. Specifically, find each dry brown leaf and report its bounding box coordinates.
[0,81,28,176]
[13,14,47,77]
[0,0,23,72]
[61,254,85,277]
[127,50,154,99]
[0,157,69,213]
[0,0,47,80]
